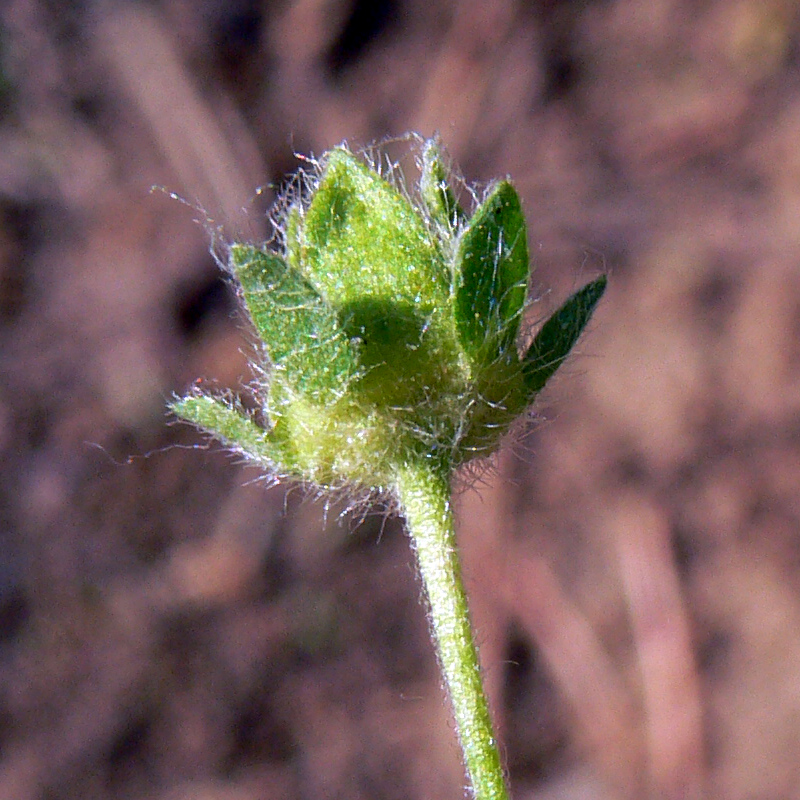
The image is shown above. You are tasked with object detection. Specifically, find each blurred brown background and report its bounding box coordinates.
[2,1,800,798]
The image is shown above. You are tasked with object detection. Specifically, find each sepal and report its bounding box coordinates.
[170,393,298,471]
[522,275,607,395]
[231,244,359,402]
[454,181,528,359]
[421,139,465,231]
[300,148,444,306]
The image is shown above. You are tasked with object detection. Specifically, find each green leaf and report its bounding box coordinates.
[454,181,529,357]
[170,393,295,469]
[421,138,465,231]
[300,148,445,307]
[231,244,358,401]
[522,275,607,395]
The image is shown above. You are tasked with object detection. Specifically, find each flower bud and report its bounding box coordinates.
[172,139,606,491]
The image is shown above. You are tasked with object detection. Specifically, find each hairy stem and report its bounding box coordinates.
[396,463,508,800]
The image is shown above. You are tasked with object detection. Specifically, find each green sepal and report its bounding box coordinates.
[454,181,528,358]
[231,244,358,401]
[522,275,607,395]
[170,393,296,471]
[300,148,445,306]
[421,139,465,231]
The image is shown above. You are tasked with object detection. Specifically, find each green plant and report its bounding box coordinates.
[172,137,605,800]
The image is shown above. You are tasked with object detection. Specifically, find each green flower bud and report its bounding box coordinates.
[172,139,606,492]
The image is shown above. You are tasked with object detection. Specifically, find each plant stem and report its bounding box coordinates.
[396,462,509,800]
